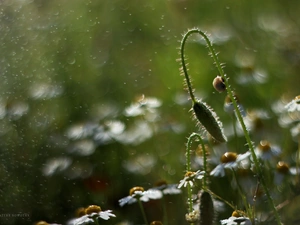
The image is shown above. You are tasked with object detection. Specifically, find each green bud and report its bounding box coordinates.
[193,101,226,142]
[199,191,214,225]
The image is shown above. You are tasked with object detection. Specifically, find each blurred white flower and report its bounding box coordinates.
[67,139,96,156]
[285,95,300,112]
[66,123,97,140]
[221,216,252,225]
[210,152,251,177]
[6,101,29,120]
[274,161,296,185]
[291,123,300,140]
[42,157,72,176]
[152,181,182,195]
[119,186,163,207]
[122,154,155,175]
[67,205,115,225]
[197,23,233,45]
[124,95,161,121]
[115,120,154,145]
[94,120,125,145]
[254,140,281,160]
[236,67,268,85]
[29,83,63,100]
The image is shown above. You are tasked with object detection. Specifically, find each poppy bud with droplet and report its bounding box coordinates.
[213,76,226,93]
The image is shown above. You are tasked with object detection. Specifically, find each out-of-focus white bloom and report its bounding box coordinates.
[119,186,163,207]
[290,123,300,141]
[66,123,97,140]
[285,95,300,112]
[29,83,63,100]
[124,95,161,122]
[42,157,72,176]
[210,152,251,177]
[236,67,268,85]
[94,120,125,145]
[67,205,115,225]
[6,101,29,120]
[152,181,182,195]
[274,161,296,185]
[197,24,233,45]
[67,139,96,156]
[254,140,281,160]
[122,154,156,175]
[160,184,182,195]
[114,120,154,145]
[221,216,252,225]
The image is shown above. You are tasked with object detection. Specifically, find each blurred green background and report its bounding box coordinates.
[1,0,300,224]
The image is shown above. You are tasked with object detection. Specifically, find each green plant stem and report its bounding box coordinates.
[187,133,208,189]
[186,133,208,225]
[162,195,169,225]
[180,30,196,103]
[138,199,148,225]
[187,183,193,213]
[297,134,300,183]
[93,217,100,225]
[232,170,254,222]
[180,28,282,225]
[186,134,194,214]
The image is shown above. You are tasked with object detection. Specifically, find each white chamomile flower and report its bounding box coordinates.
[210,151,251,177]
[178,170,205,189]
[285,95,300,112]
[274,161,297,185]
[254,140,281,161]
[221,211,252,225]
[221,216,252,225]
[119,186,163,207]
[67,205,116,225]
[124,95,161,121]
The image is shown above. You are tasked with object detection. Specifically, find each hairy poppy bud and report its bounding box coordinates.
[193,100,227,142]
[199,191,214,225]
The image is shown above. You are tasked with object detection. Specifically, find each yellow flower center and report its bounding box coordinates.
[184,171,195,177]
[258,140,271,152]
[85,205,101,214]
[231,210,241,217]
[129,186,144,196]
[295,95,300,104]
[221,152,237,163]
[35,221,49,225]
[276,161,289,174]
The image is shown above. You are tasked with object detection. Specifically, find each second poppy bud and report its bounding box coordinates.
[213,76,226,92]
